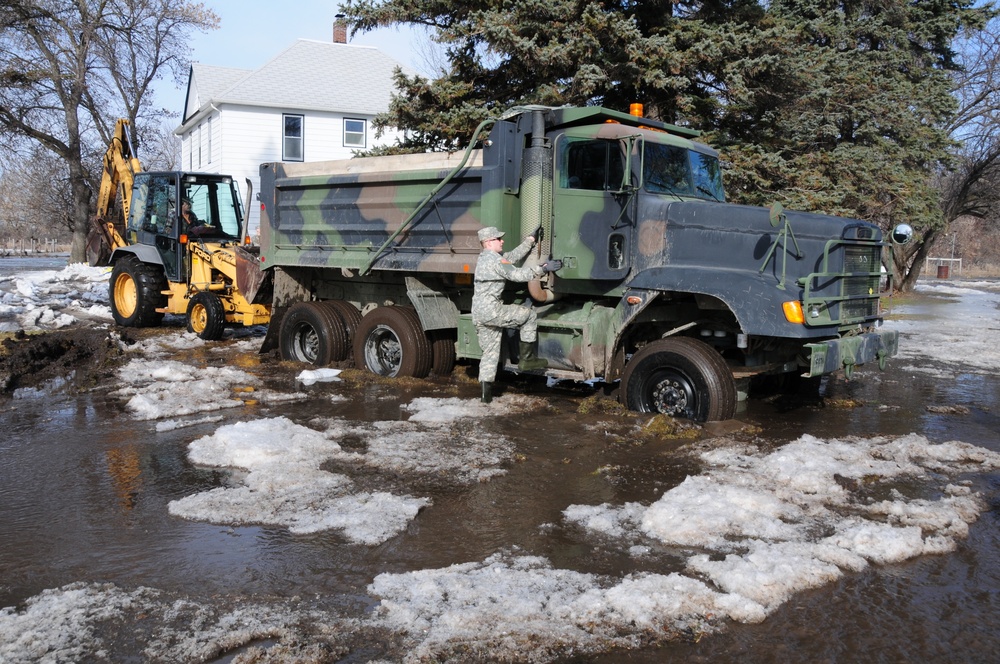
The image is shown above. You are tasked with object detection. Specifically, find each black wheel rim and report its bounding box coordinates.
[643,368,697,417]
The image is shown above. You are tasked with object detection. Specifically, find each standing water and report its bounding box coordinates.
[1,259,999,662]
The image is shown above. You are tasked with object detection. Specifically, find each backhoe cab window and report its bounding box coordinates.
[129,175,176,234]
[644,143,725,201]
[183,180,242,239]
[561,139,625,191]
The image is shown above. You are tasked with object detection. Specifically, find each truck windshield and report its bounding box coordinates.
[643,143,725,202]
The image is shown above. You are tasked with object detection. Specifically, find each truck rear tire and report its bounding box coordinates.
[187,292,226,341]
[622,337,737,422]
[110,255,166,328]
[279,301,349,365]
[353,306,432,378]
[320,300,362,351]
[429,329,457,376]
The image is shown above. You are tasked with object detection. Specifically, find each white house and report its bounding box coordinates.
[175,30,411,234]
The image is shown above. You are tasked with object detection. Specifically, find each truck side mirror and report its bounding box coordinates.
[891,223,913,245]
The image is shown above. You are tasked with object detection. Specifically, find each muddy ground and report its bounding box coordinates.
[0,328,130,395]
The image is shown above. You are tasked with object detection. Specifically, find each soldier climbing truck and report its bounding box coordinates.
[258,104,912,421]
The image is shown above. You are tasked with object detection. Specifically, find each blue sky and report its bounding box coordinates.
[155,0,433,118]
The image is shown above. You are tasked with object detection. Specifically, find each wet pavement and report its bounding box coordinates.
[1,266,999,662]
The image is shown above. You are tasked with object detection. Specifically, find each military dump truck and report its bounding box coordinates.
[257,105,910,421]
[89,119,271,340]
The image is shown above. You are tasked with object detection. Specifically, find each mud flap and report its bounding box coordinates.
[259,305,285,354]
[804,329,899,378]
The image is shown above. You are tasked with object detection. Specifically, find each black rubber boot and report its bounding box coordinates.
[518,341,547,371]
[481,381,493,404]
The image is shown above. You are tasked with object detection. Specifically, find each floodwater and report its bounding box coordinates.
[1,261,999,662]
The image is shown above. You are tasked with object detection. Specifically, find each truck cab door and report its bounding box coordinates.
[552,136,633,282]
[128,173,184,281]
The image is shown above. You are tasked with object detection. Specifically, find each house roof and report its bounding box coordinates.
[180,39,413,128]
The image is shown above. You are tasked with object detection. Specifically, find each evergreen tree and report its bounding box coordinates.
[344,0,991,285]
[342,0,757,150]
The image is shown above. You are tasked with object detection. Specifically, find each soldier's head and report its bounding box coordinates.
[478,226,505,251]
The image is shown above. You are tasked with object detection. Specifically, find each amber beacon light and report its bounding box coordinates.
[629,103,644,117]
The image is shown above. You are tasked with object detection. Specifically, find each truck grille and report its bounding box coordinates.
[844,245,879,273]
[802,242,883,327]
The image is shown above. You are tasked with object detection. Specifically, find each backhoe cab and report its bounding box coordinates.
[89,119,271,339]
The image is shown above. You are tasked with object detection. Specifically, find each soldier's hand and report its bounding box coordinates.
[528,225,544,243]
[540,259,563,273]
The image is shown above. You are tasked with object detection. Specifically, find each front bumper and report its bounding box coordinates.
[804,328,899,378]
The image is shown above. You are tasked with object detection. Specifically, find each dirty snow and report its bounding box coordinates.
[3,263,1000,662]
[167,397,526,542]
[0,582,315,664]
[0,263,112,332]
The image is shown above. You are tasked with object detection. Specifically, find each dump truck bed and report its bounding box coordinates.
[259,150,510,275]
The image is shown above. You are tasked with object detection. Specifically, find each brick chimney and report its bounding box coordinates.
[333,14,348,44]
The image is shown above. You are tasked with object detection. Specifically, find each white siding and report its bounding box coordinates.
[205,105,404,235]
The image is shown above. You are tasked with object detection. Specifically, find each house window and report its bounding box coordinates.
[344,118,366,148]
[283,114,304,161]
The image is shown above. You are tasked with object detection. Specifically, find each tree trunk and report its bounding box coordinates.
[896,228,940,292]
[67,151,93,263]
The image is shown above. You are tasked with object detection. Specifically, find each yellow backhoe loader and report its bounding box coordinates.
[88,119,270,339]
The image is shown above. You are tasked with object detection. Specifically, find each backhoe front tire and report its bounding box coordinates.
[187,292,226,341]
[110,255,167,328]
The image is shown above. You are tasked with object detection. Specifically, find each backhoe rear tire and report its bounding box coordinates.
[110,255,167,328]
[187,292,226,341]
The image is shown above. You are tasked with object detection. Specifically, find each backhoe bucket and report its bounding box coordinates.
[235,245,272,305]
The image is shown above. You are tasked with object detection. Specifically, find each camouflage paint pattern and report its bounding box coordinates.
[259,106,897,383]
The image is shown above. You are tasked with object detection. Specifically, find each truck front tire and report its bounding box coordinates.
[622,337,737,422]
[109,255,166,328]
[353,306,432,378]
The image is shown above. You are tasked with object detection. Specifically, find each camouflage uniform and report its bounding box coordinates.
[473,229,544,383]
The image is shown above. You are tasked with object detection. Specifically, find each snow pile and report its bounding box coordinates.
[363,433,1000,660]
[168,416,429,544]
[0,263,111,332]
[111,358,304,421]
[565,434,997,615]
[369,552,749,660]
[169,397,525,542]
[403,394,547,423]
[0,582,310,664]
[168,399,521,543]
[111,358,260,420]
